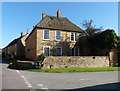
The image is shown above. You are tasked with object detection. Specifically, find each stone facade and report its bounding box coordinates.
[42,56,109,69]
[2,33,29,59]
[25,10,83,60]
[4,44,17,58]
[25,29,37,60]
[26,28,81,60]
[36,29,81,56]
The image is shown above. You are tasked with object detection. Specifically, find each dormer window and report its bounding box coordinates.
[55,30,61,40]
[44,29,49,40]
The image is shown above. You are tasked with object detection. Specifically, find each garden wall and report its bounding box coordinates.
[42,56,109,69]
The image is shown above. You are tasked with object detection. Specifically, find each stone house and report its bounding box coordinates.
[2,32,29,59]
[25,10,83,60]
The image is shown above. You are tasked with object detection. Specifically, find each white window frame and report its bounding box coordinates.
[43,46,50,56]
[43,29,50,40]
[55,30,61,40]
[56,47,62,56]
[70,32,76,41]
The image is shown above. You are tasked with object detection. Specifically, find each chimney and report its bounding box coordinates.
[21,32,24,37]
[57,9,61,17]
[42,12,46,19]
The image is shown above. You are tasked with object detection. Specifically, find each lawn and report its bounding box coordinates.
[27,67,120,73]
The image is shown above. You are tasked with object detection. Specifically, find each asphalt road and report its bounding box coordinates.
[1,59,120,91]
[2,63,28,89]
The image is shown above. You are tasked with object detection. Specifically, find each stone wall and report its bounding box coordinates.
[109,49,119,66]
[17,61,33,69]
[42,56,109,69]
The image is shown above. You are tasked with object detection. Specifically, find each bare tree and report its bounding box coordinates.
[81,20,103,37]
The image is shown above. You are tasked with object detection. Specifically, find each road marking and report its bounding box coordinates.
[79,78,89,81]
[41,87,48,89]
[16,70,49,90]
[37,84,43,87]
[28,84,32,88]
[16,70,19,73]
[16,70,33,88]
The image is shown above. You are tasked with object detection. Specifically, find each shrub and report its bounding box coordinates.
[8,59,18,69]
[35,54,45,69]
[36,53,45,63]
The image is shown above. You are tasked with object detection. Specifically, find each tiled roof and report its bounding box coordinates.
[6,34,29,48]
[36,16,83,33]
[6,37,21,47]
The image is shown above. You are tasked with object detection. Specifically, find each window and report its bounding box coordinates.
[70,32,75,41]
[75,47,79,56]
[71,48,74,56]
[56,30,61,40]
[71,47,79,56]
[43,46,50,56]
[44,29,49,40]
[56,47,62,56]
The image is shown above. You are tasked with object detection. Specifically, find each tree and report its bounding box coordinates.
[117,36,120,46]
[79,20,103,55]
[81,20,102,37]
[89,29,119,55]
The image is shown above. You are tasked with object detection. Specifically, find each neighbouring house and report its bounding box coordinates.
[2,31,29,59]
[25,9,83,60]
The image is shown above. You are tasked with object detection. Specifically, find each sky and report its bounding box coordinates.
[1,2,118,48]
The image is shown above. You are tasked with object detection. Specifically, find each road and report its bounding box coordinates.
[1,59,120,91]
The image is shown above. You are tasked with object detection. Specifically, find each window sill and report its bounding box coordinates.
[43,39,50,41]
[55,39,61,41]
[70,40,76,42]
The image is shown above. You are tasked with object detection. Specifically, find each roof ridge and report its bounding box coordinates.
[47,15,67,19]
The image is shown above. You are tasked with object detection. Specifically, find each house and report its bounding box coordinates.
[2,31,29,59]
[25,9,83,60]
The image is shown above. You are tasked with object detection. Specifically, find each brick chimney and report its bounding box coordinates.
[42,12,46,19]
[21,32,24,37]
[57,9,61,17]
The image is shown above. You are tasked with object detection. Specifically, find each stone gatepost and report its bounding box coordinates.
[109,49,117,66]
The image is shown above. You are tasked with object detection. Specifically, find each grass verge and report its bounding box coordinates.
[27,67,120,73]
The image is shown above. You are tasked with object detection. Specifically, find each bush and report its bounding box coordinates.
[36,53,45,62]
[35,54,45,69]
[8,59,18,69]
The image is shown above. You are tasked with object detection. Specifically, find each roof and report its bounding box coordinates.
[36,15,83,33]
[6,37,21,47]
[6,34,29,48]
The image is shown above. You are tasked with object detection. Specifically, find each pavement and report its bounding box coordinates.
[1,59,120,91]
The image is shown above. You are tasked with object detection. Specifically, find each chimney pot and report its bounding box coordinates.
[42,12,46,19]
[21,32,24,37]
[57,9,61,17]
